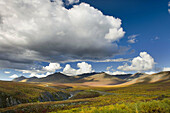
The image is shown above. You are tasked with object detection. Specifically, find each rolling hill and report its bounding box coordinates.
[31,72,74,83]
[13,76,27,82]
[119,71,170,86]
[16,72,77,83]
[80,72,126,86]
[0,81,70,108]
[135,71,170,83]
[13,71,170,86]
[13,72,126,85]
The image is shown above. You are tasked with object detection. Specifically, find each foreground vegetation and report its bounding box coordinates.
[0,80,169,112]
[0,94,169,113]
[58,99,170,113]
[0,81,70,108]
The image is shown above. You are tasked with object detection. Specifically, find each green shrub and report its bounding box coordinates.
[138,99,170,113]
[57,99,170,113]
[70,90,101,100]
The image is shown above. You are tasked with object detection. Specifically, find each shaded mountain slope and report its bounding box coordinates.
[13,71,170,86]
[77,72,99,79]
[142,71,170,83]
[13,76,27,82]
[114,74,132,80]
[81,72,126,85]
[119,71,170,86]
[27,72,77,83]
[125,73,146,81]
[14,72,126,85]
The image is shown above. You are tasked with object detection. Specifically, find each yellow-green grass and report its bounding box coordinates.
[0,91,168,112]
[0,80,169,112]
[0,81,70,108]
[57,99,170,113]
[69,90,101,100]
[0,81,67,100]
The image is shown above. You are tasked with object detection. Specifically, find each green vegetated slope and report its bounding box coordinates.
[59,99,170,113]
[0,79,169,113]
[69,90,101,100]
[0,81,70,108]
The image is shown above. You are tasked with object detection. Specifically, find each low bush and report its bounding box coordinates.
[70,90,101,100]
[58,99,170,113]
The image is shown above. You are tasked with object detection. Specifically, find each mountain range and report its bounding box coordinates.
[13,71,170,86]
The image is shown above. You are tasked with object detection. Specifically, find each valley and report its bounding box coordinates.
[0,71,170,113]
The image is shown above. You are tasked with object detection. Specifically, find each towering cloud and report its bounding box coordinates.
[0,0,126,70]
[63,62,94,76]
[43,63,62,72]
[118,52,155,72]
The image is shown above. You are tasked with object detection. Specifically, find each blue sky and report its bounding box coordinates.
[82,0,170,62]
[0,0,170,80]
[79,0,170,71]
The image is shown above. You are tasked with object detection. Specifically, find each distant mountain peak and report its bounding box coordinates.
[54,72,62,74]
[13,76,27,82]
[48,72,69,77]
[12,71,170,85]
[30,76,38,79]
[16,76,26,79]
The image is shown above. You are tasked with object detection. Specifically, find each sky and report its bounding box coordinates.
[0,0,170,80]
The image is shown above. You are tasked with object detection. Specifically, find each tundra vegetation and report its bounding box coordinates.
[0,79,169,113]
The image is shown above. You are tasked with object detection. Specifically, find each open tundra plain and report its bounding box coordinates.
[0,71,170,113]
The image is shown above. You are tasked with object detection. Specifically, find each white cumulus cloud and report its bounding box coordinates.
[19,63,61,78]
[43,63,62,72]
[118,52,155,72]
[62,62,94,76]
[145,71,156,75]
[29,72,53,78]
[106,71,127,75]
[163,67,170,71]
[9,74,18,79]
[0,0,126,70]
